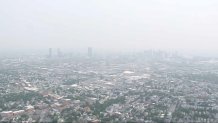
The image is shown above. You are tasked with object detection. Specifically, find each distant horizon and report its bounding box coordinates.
[1,47,218,58]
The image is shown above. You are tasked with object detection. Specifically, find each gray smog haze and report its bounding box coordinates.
[1,0,218,52]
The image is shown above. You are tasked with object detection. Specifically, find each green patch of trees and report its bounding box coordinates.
[93,96,125,115]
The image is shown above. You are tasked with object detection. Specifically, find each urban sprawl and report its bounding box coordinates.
[1,50,218,123]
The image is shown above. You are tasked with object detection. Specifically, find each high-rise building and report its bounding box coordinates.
[49,48,52,58]
[57,48,62,57]
[88,47,92,57]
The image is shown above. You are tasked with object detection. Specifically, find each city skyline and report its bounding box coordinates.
[2,1,218,123]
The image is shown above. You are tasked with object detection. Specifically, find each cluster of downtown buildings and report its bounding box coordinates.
[0,50,218,123]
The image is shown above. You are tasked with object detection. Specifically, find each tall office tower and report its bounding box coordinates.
[49,48,52,58]
[88,47,92,57]
[57,48,62,57]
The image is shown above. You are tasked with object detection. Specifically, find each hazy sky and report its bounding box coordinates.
[1,0,218,51]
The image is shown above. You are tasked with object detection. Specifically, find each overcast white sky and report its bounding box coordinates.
[0,0,218,51]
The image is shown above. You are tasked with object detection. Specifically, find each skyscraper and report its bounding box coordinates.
[57,48,62,57]
[49,48,52,58]
[88,47,92,57]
